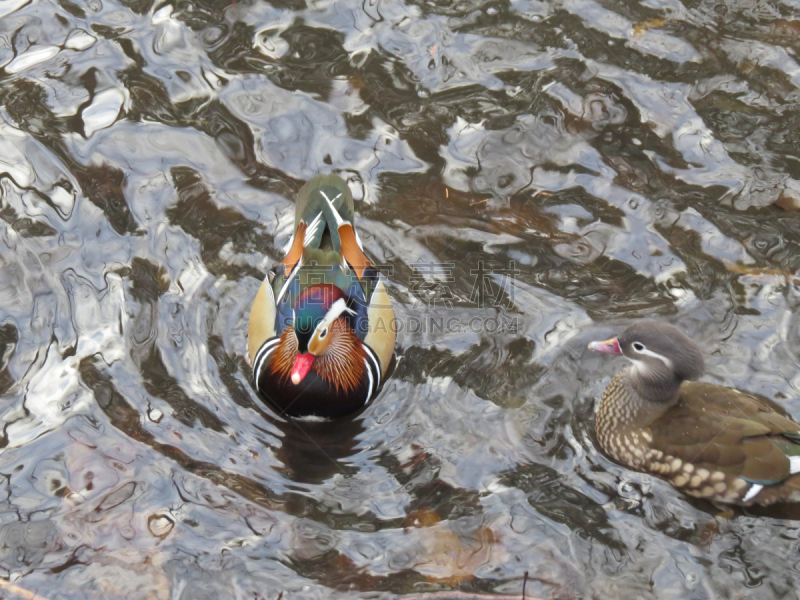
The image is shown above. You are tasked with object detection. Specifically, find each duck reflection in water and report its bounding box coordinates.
[271,413,367,486]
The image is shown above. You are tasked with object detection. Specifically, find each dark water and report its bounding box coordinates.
[1,0,800,598]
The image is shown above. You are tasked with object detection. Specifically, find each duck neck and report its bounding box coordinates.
[626,362,683,407]
[599,370,681,433]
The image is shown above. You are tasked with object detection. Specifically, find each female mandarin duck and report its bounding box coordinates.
[247,174,395,419]
[589,320,800,506]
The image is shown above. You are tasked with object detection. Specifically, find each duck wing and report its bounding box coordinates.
[649,382,800,485]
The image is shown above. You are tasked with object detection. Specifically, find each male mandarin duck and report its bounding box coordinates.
[247,174,395,419]
[589,320,800,506]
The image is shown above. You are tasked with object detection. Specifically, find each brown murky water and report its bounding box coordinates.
[2,0,800,598]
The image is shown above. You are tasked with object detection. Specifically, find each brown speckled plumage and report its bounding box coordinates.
[592,321,800,506]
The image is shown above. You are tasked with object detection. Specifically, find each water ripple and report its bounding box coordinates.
[1,0,800,598]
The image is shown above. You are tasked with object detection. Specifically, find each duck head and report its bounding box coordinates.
[289,283,356,385]
[589,320,705,403]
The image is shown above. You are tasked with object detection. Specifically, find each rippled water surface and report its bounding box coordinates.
[2,0,800,598]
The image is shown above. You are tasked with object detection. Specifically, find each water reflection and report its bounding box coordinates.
[275,417,366,485]
[1,0,800,598]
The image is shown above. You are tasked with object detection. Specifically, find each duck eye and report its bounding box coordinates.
[319,327,328,339]
[632,342,645,352]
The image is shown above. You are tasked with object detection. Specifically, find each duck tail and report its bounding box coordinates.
[294,174,354,251]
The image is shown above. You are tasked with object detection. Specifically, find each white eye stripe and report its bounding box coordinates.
[315,298,355,336]
[635,346,673,369]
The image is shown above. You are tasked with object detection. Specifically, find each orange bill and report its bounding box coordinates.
[588,337,622,355]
